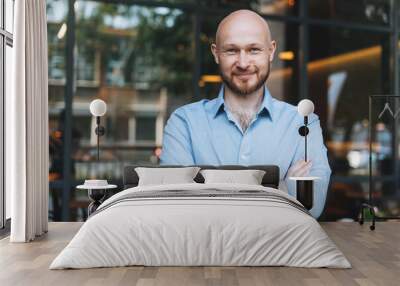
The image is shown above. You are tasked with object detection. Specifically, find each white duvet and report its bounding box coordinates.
[50,183,351,269]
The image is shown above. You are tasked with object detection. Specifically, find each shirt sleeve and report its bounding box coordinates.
[160,109,195,165]
[284,114,332,219]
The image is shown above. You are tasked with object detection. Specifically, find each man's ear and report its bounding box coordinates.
[211,43,219,64]
[269,40,277,62]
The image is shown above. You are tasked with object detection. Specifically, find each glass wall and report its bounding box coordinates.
[47,0,68,221]
[47,0,399,222]
[308,26,391,220]
[309,0,391,26]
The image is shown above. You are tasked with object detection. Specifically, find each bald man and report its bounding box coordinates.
[160,10,331,219]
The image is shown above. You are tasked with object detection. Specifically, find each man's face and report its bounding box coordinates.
[212,17,276,96]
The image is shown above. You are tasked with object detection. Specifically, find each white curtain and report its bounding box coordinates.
[7,0,49,242]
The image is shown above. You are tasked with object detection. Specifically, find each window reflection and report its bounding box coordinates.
[199,0,298,16]
[369,97,398,217]
[268,21,299,104]
[75,3,192,220]
[46,0,400,221]
[199,14,224,99]
[47,0,68,83]
[47,0,68,221]
[308,26,391,220]
[309,0,391,25]
[5,0,14,33]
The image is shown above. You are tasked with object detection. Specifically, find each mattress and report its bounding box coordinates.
[50,183,351,269]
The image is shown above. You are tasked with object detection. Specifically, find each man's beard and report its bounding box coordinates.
[220,61,270,97]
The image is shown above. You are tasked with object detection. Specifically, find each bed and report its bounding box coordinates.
[50,165,350,269]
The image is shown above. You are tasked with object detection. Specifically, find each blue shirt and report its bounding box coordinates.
[160,86,331,218]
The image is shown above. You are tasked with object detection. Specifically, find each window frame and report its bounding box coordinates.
[0,0,14,231]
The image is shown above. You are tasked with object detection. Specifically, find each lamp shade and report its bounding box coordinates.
[297,99,314,117]
[90,99,107,117]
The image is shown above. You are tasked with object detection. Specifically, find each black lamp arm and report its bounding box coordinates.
[94,116,105,163]
[298,116,309,162]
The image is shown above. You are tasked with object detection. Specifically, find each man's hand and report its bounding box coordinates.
[287,160,312,177]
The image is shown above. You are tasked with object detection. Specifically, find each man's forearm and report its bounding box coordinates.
[310,173,330,218]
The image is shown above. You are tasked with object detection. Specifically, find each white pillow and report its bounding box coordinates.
[135,167,200,186]
[200,169,266,185]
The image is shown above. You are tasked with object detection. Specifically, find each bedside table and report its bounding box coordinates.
[288,177,319,210]
[77,181,117,216]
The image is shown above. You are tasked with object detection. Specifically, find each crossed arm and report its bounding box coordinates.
[160,110,195,165]
[161,110,332,219]
[284,116,332,218]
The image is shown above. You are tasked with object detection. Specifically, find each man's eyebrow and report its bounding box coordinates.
[248,43,264,47]
[220,43,239,49]
[221,43,265,49]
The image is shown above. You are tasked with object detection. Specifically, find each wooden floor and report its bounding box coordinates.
[0,222,399,286]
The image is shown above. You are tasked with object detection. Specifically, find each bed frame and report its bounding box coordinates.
[123,165,280,189]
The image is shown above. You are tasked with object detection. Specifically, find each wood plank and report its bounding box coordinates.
[0,222,399,286]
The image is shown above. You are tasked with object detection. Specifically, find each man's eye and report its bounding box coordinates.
[250,48,261,54]
[225,49,237,55]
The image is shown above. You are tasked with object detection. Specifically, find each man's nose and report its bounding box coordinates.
[237,50,250,69]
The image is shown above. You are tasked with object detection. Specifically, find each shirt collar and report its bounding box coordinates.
[210,87,225,117]
[211,85,274,121]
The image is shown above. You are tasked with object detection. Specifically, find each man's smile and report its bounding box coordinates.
[234,72,256,80]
